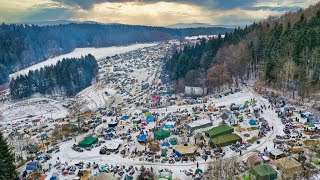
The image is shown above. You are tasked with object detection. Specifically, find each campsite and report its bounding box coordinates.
[1,39,320,180]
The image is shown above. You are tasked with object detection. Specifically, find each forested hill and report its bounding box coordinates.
[165,2,320,99]
[0,23,232,85]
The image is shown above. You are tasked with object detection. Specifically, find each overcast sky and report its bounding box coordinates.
[0,0,318,26]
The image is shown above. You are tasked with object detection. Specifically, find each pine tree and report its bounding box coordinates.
[0,132,17,179]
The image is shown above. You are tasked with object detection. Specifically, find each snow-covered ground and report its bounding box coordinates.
[10,43,158,79]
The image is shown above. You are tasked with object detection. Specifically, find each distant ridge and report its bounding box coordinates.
[18,20,115,26]
[166,23,238,29]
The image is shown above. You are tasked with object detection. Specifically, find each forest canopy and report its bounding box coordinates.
[0,23,232,85]
[10,54,98,99]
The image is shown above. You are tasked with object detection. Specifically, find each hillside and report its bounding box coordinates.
[0,23,232,85]
[165,2,320,100]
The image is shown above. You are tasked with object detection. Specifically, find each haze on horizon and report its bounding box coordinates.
[0,0,318,26]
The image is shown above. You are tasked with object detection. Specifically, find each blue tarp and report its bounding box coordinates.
[26,161,41,171]
[104,133,112,140]
[137,134,147,142]
[41,133,47,139]
[162,141,170,147]
[146,116,154,122]
[175,151,182,157]
[121,116,129,120]
[249,119,257,125]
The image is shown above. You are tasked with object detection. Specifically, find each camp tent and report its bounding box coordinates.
[186,119,212,133]
[121,116,129,120]
[205,125,234,138]
[275,157,302,174]
[26,161,41,171]
[154,129,170,140]
[164,122,175,129]
[158,172,172,180]
[210,133,242,147]
[269,149,284,160]
[175,144,198,157]
[105,140,122,151]
[137,134,147,143]
[162,141,170,147]
[251,164,278,180]
[170,138,178,145]
[251,164,277,180]
[79,136,98,148]
[249,119,257,126]
[149,143,160,152]
[146,116,155,122]
[145,112,152,117]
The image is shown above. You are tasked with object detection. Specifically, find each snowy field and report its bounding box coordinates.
[0,98,68,122]
[10,43,158,79]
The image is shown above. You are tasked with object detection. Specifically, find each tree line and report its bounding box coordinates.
[165,2,320,99]
[10,54,98,99]
[0,23,232,85]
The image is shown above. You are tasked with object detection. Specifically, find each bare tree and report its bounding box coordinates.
[206,64,231,92]
[68,97,88,130]
[204,157,240,180]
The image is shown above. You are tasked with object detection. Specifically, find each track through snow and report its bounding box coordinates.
[10,43,158,79]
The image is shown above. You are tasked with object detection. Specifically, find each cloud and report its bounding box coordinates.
[243,5,302,11]
[20,7,74,22]
[52,0,259,10]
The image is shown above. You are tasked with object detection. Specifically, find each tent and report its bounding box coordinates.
[121,116,129,120]
[26,161,41,171]
[146,116,155,122]
[108,121,118,128]
[104,133,112,140]
[175,144,197,157]
[162,141,170,147]
[164,122,175,129]
[251,164,277,180]
[186,119,212,133]
[170,138,178,145]
[205,125,234,138]
[269,149,284,159]
[79,136,98,148]
[249,119,257,126]
[154,129,170,140]
[210,133,242,147]
[195,168,203,174]
[149,143,160,152]
[275,157,302,174]
[145,112,152,117]
[137,134,147,143]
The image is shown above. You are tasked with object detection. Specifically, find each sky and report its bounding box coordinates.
[0,0,319,26]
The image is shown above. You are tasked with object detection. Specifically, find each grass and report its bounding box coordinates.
[303,140,320,147]
[247,136,258,144]
[247,127,259,131]
[235,126,246,132]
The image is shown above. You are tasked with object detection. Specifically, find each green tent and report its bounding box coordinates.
[195,168,203,173]
[161,151,167,157]
[154,129,170,140]
[79,136,98,148]
[170,138,178,145]
[210,133,242,147]
[145,112,152,117]
[251,164,277,180]
[205,125,234,138]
